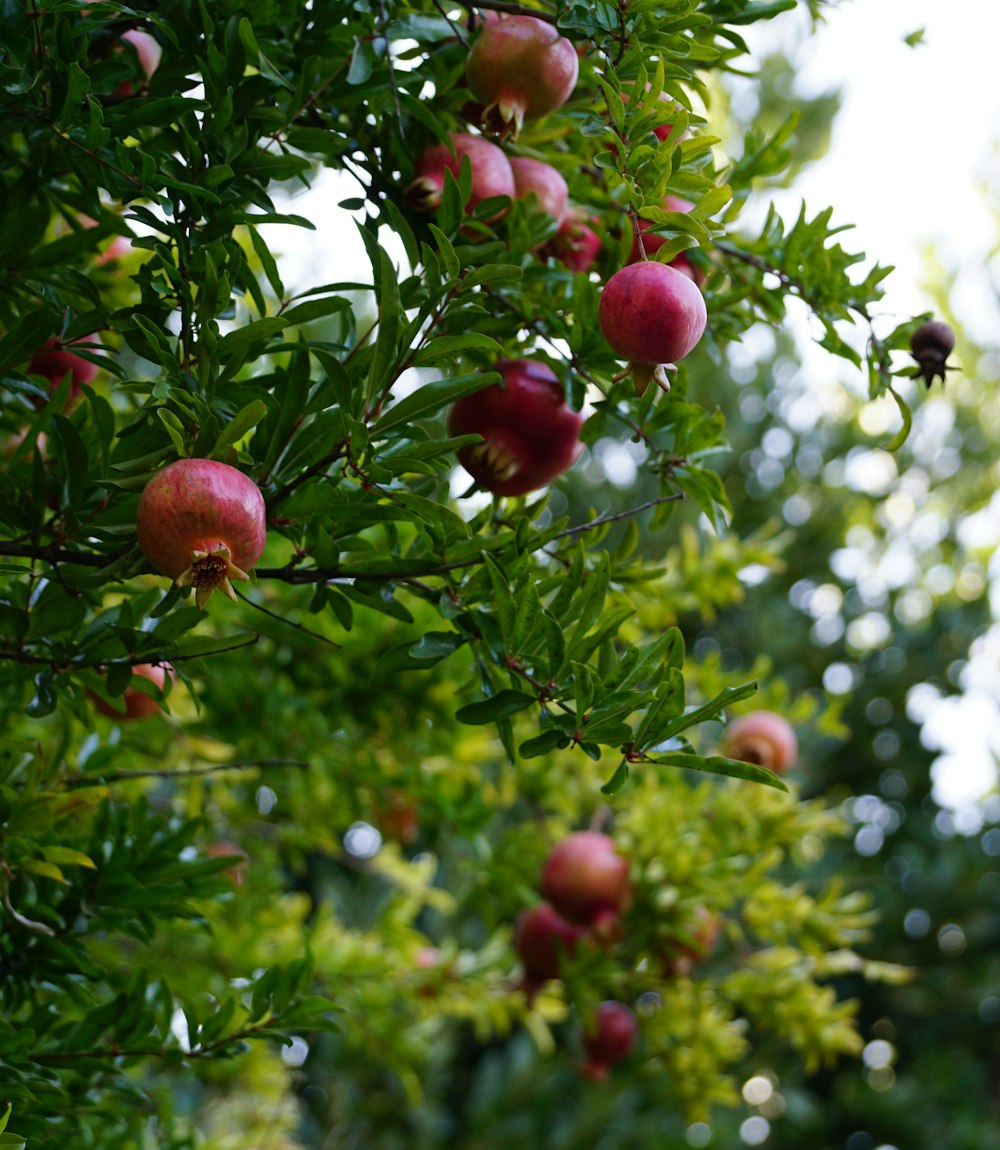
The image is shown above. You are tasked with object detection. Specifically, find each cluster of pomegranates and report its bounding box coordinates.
[514,830,638,1079]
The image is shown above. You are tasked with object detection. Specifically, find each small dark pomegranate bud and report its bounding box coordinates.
[540,831,631,928]
[509,156,569,225]
[448,359,584,496]
[91,662,174,720]
[547,209,601,273]
[721,710,797,773]
[581,1001,637,1080]
[598,261,707,396]
[406,132,515,220]
[135,458,267,609]
[28,337,99,406]
[514,902,587,986]
[909,319,955,388]
[466,15,579,140]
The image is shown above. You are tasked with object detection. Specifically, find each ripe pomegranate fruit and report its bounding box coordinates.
[448,359,584,496]
[720,710,797,773]
[92,662,174,720]
[581,1001,638,1080]
[514,901,587,988]
[540,831,631,929]
[546,209,601,273]
[909,319,955,388]
[406,132,514,221]
[598,261,707,395]
[114,28,162,96]
[509,156,569,225]
[135,458,267,608]
[28,337,99,406]
[465,15,579,140]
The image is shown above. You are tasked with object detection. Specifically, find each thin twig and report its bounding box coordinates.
[62,758,309,790]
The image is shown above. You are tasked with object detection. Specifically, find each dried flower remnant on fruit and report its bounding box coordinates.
[135,458,267,609]
[465,15,579,140]
[909,319,955,388]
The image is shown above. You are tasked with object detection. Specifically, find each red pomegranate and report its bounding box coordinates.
[509,156,569,224]
[406,132,514,221]
[581,1001,638,1080]
[547,209,601,273]
[598,262,707,395]
[514,901,587,987]
[448,359,584,496]
[540,831,631,929]
[720,710,797,773]
[28,337,99,406]
[92,662,174,720]
[465,15,579,140]
[135,458,267,608]
[114,28,162,96]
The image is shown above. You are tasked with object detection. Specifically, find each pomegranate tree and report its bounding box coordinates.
[465,15,578,140]
[540,831,631,929]
[720,710,797,773]
[448,359,584,496]
[513,901,587,988]
[581,1001,638,1080]
[91,662,174,720]
[135,458,267,608]
[598,261,707,395]
[406,132,514,220]
[509,156,569,225]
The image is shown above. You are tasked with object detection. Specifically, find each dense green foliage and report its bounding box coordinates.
[2,2,992,1148]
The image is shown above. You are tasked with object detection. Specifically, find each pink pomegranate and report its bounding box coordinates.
[406,132,514,220]
[92,662,174,720]
[540,831,631,929]
[28,337,99,405]
[135,458,267,608]
[448,359,584,496]
[581,1001,637,1080]
[114,29,162,96]
[598,261,707,395]
[205,840,249,885]
[720,710,797,773]
[509,156,569,224]
[465,15,579,139]
[547,209,601,273]
[514,901,587,987]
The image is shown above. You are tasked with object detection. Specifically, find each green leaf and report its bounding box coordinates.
[372,372,498,433]
[649,752,789,791]
[210,399,270,457]
[455,690,535,725]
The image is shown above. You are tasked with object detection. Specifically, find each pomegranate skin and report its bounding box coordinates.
[599,262,707,393]
[721,710,797,773]
[581,1001,637,1080]
[92,662,174,720]
[28,337,99,405]
[448,359,584,496]
[465,16,579,140]
[136,458,267,608]
[406,132,514,220]
[540,831,631,928]
[514,901,587,985]
[509,156,569,224]
[548,209,601,273]
[114,29,162,96]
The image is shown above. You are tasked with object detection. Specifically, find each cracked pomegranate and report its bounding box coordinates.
[540,831,631,929]
[135,458,267,608]
[448,359,584,496]
[598,261,707,395]
[721,710,797,773]
[465,15,578,140]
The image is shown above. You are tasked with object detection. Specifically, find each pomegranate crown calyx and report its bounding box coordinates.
[174,544,251,610]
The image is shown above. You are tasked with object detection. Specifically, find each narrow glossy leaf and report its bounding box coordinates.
[455,689,535,725]
[649,752,789,791]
